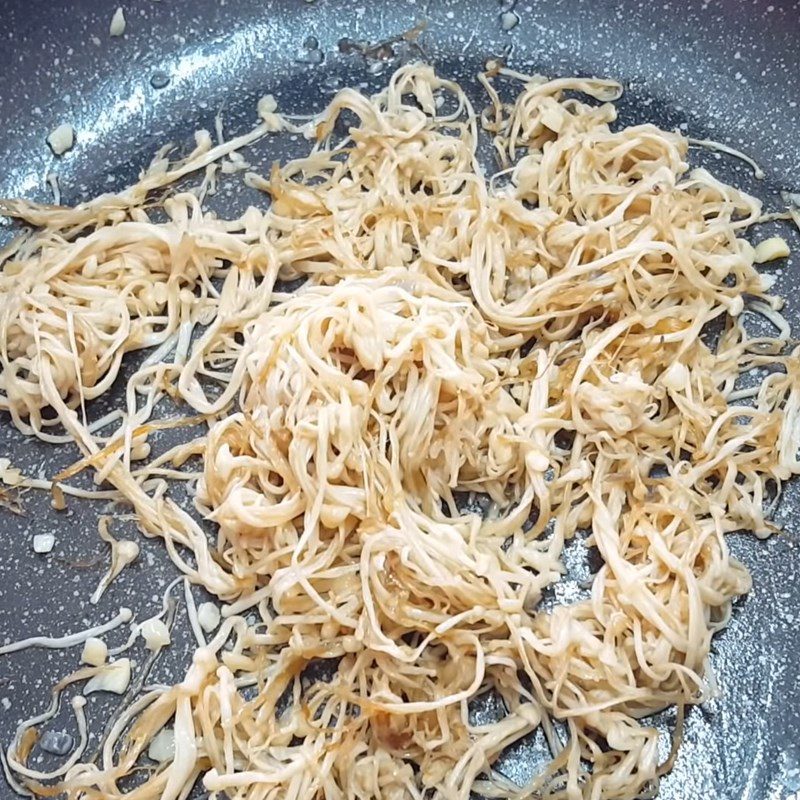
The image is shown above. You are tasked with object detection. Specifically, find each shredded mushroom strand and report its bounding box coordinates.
[1,62,798,800]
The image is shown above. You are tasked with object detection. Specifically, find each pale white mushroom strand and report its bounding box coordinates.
[0,63,797,800]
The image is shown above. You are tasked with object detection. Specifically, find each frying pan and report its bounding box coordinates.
[0,1,799,798]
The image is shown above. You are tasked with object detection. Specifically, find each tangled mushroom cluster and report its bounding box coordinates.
[1,63,798,800]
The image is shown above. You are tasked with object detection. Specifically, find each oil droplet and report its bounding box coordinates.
[296,48,324,65]
[40,731,75,756]
[150,71,170,89]
[322,74,342,93]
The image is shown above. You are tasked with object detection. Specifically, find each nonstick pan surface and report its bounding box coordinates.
[0,1,799,798]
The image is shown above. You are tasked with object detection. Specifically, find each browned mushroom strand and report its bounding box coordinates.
[1,63,797,800]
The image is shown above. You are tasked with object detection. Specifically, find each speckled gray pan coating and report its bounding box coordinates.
[0,1,799,798]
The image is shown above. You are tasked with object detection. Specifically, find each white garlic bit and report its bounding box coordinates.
[147,728,176,762]
[32,534,55,554]
[197,602,221,633]
[754,236,790,264]
[47,124,75,155]
[84,658,131,695]
[81,637,108,667]
[140,618,171,652]
[109,7,126,36]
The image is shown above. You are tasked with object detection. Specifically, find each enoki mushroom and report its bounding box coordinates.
[1,63,798,800]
